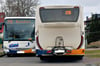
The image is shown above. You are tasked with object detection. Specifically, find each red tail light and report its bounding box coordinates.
[67,50,71,53]
[47,50,52,53]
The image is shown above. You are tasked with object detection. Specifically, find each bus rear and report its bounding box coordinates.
[3,17,35,56]
[36,5,85,60]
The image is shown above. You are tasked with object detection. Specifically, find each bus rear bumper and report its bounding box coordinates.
[36,49,85,57]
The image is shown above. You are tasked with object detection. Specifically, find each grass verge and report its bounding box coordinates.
[0,44,5,57]
[0,52,4,57]
[85,49,100,58]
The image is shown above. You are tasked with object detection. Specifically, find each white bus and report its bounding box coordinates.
[3,17,35,56]
[36,5,85,60]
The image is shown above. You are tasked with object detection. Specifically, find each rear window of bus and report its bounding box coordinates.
[40,8,79,22]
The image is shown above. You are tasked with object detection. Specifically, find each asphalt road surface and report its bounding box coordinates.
[0,55,100,66]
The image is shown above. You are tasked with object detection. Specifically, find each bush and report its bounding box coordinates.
[87,41,100,48]
[87,32,100,44]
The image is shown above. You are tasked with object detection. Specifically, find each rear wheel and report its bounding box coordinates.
[40,56,51,61]
[7,54,13,57]
[40,56,44,60]
[77,56,84,60]
[40,56,48,61]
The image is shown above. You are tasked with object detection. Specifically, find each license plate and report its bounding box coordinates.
[54,50,65,53]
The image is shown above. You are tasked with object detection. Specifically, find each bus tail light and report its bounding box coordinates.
[47,50,52,53]
[66,50,71,53]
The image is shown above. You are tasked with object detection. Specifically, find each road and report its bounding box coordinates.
[0,55,100,66]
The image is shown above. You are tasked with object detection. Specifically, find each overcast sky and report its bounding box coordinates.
[0,0,99,20]
[40,0,100,20]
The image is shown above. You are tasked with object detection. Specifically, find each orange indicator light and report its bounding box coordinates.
[65,10,71,15]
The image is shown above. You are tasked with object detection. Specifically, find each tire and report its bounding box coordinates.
[40,56,45,61]
[77,56,84,60]
[7,54,13,57]
[40,56,50,61]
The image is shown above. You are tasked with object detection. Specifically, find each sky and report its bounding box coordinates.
[40,0,100,20]
[0,0,100,20]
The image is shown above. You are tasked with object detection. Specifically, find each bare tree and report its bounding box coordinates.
[2,0,39,17]
[0,0,4,12]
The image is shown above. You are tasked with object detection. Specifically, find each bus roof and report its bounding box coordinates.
[5,17,35,20]
[38,5,81,8]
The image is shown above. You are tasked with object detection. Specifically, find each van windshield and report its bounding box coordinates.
[40,8,79,22]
